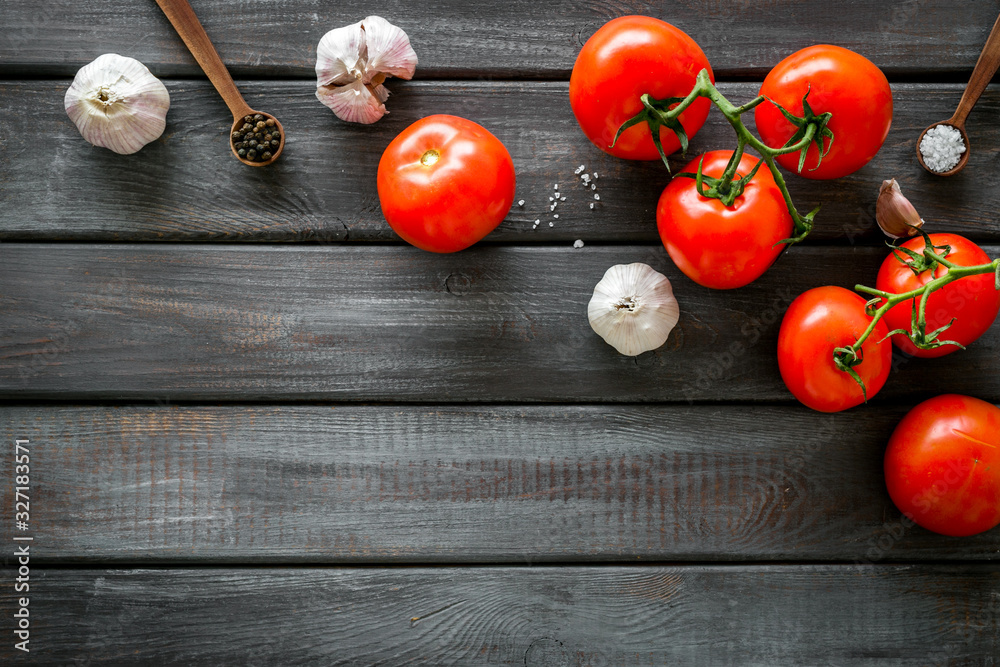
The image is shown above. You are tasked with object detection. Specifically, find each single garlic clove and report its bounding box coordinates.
[359,15,418,81]
[64,53,170,155]
[315,16,417,124]
[316,78,387,125]
[876,179,924,240]
[588,263,680,356]
[315,21,367,88]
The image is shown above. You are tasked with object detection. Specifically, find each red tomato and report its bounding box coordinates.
[377,115,515,253]
[778,286,892,412]
[656,150,792,289]
[755,45,892,180]
[569,16,713,160]
[885,394,1000,537]
[876,233,999,358]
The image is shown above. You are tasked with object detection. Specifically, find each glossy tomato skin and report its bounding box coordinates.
[778,286,892,412]
[876,233,1000,358]
[377,115,515,253]
[569,16,713,160]
[756,45,892,180]
[885,394,1000,537]
[656,151,793,289]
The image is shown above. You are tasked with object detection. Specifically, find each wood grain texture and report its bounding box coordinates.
[4,80,1000,243]
[2,0,997,79]
[0,565,997,664]
[3,243,1000,403]
[4,404,1000,563]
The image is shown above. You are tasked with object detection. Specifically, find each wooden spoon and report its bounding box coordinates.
[916,12,1000,176]
[154,0,284,167]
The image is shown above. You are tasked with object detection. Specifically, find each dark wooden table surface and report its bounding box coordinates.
[3,1,1000,664]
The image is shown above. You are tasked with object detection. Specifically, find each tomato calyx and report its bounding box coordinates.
[673,152,763,207]
[611,92,691,170]
[832,343,869,403]
[764,87,835,174]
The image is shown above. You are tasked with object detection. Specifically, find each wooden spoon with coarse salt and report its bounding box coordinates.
[917,12,1000,176]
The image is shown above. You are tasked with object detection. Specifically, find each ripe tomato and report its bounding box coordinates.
[569,16,713,160]
[377,115,515,253]
[656,150,792,289]
[885,394,1000,537]
[778,286,892,412]
[755,45,892,180]
[876,233,999,358]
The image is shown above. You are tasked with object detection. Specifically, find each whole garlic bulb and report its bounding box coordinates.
[588,263,680,356]
[315,16,418,124]
[65,54,170,155]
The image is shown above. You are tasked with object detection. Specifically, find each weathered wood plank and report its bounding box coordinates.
[1,565,997,664]
[1,0,995,78]
[3,80,1000,243]
[3,244,1000,402]
[4,405,999,563]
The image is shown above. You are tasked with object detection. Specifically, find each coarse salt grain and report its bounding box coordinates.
[560,196,566,201]
[517,199,524,206]
[549,221,554,227]
[920,124,966,173]
[594,193,600,200]
[554,214,559,219]
[589,203,594,209]
[591,184,596,190]
[573,239,584,248]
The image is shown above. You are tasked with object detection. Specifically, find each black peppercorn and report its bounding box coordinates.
[262,151,272,160]
[247,150,257,160]
[248,139,258,148]
[265,118,275,127]
[237,148,246,157]
[253,114,263,121]
[271,139,279,149]
[244,115,253,123]
[263,134,272,142]
[242,123,252,132]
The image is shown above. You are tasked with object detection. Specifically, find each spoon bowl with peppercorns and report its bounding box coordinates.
[155,0,284,167]
[230,112,284,166]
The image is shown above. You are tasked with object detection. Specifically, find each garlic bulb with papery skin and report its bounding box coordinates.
[315,16,418,124]
[64,54,170,155]
[588,263,680,356]
[876,179,924,240]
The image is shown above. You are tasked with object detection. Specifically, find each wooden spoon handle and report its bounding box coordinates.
[952,11,1000,127]
[154,0,253,120]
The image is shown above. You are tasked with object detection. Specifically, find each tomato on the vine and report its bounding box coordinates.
[885,394,1000,537]
[778,286,892,412]
[569,16,713,160]
[377,114,515,253]
[755,45,892,180]
[656,150,792,289]
[876,233,1000,358]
